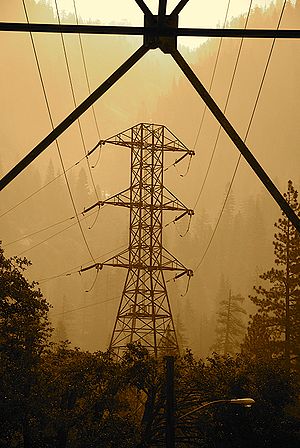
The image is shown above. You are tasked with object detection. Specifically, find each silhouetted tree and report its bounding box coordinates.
[176,352,300,448]
[242,314,274,362]
[248,180,300,369]
[0,244,51,447]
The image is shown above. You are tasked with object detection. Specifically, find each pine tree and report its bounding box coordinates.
[242,314,274,361]
[212,290,247,355]
[248,180,300,369]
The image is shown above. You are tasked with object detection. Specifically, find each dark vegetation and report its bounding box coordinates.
[1,181,299,447]
[1,0,300,356]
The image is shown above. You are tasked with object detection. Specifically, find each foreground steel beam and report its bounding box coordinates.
[171,0,190,17]
[171,49,300,233]
[135,0,153,18]
[1,22,300,39]
[0,45,148,191]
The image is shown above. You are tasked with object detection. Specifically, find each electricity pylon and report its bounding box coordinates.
[82,123,194,356]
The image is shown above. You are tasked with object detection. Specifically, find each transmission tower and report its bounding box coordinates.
[82,123,194,356]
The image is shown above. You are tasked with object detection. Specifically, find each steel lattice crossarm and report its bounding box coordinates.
[99,122,195,153]
[83,185,194,214]
[80,247,193,276]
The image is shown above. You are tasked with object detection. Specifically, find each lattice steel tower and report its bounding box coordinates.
[83,123,194,356]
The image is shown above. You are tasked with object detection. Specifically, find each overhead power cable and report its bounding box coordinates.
[54,0,100,202]
[0,154,86,219]
[193,0,254,211]
[0,141,102,220]
[164,0,231,177]
[13,201,109,257]
[194,157,241,272]
[3,198,107,250]
[3,215,76,248]
[192,0,232,150]
[22,0,96,263]
[37,243,127,284]
[72,0,102,146]
[52,294,120,317]
[194,0,288,273]
[15,207,99,257]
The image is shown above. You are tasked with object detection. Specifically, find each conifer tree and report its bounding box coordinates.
[212,290,246,355]
[248,180,300,368]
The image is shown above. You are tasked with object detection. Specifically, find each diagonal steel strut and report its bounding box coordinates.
[170,48,300,233]
[0,45,148,191]
[135,0,153,18]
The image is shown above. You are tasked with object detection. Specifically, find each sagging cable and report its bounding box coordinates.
[82,201,103,215]
[91,150,102,169]
[164,150,195,172]
[165,209,194,229]
[175,154,193,178]
[87,206,100,230]
[87,140,105,158]
[178,212,193,238]
[167,269,193,284]
[85,264,101,293]
[80,262,103,274]
[181,274,192,298]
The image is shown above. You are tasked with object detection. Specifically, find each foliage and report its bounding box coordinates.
[175,352,300,448]
[245,180,300,367]
[35,343,137,448]
[0,245,52,447]
[122,343,167,447]
[212,290,247,355]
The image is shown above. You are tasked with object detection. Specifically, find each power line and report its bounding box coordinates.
[15,208,97,257]
[164,1,232,177]
[194,155,241,272]
[54,0,100,202]
[72,0,102,143]
[3,215,76,248]
[0,154,86,219]
[51,294,120,317]
[13,203,110,257]
[37,243,127,284]
[22,0,96,263]
[192,0,232,150]
[0,140,102,220]
[193,0,254,211]
[194,0,288,272]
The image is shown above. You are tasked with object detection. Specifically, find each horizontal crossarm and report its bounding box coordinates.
[0,23,300,39]
[170,48,300,233]
[80,247,193,275]
[83,187,132,213]
[83,185,193,213]
[101,123,193,152]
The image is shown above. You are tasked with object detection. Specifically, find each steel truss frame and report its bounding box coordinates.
[0,0,299,232]
[82,123,193,355]
[81,123,194,356]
